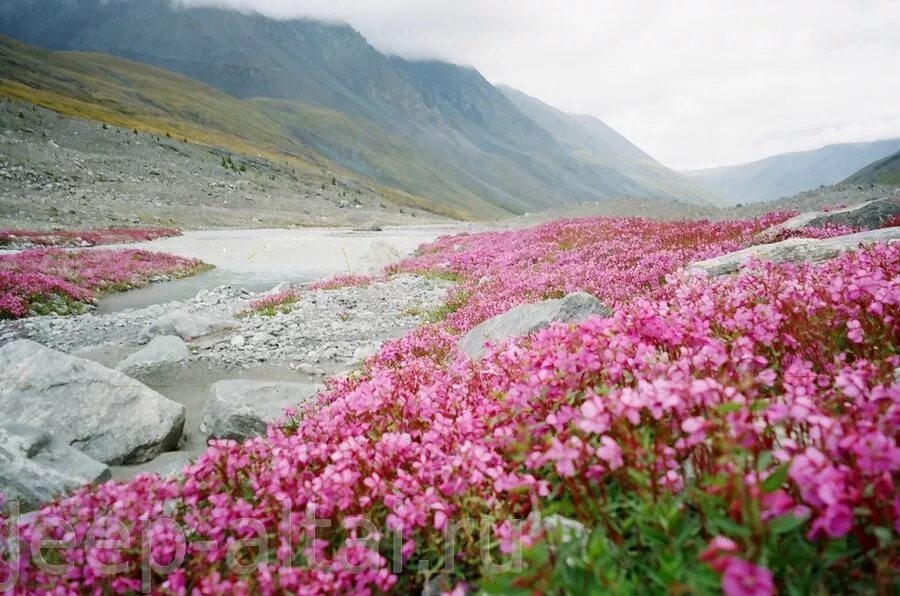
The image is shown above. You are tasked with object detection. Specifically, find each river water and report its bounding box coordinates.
[94,224,471,312]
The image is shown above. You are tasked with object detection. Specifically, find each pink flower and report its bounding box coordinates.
[846,319,864,343]
[595,436,623,470]
[545,437,583,477]
[700,536,739,572]
[722,558,775,596]
[809,503,853,539]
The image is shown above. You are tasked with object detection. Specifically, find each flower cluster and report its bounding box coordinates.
[241,290,301,317]
[308,273,376,291]
[0,227,180,249]
[1,215,896,594]
[0,248,210,318]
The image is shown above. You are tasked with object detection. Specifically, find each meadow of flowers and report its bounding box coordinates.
[0,248,211,318]
[0,228,181,249]
[0,214,896,594]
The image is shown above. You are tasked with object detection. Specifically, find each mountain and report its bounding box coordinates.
[843,150,900,187]
[499,86,719,205]
[684,138,900,205]
[0,0,717,214]
[0,35,479,219]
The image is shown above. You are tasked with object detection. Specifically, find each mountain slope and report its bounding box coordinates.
[684,138,900,205]
[499,86,719,205]
[0,35,484,219]
[843,150,900,187]
[0,0,717,213]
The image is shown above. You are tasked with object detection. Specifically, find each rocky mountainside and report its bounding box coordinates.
[843,150,900,186]
[0,0,717,215]
[685,137,900,205]
[0,98,445,230]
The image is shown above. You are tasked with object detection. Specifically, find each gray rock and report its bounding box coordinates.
[358,240,402,274]
[141,310,237,341]
[200,380,320,441]
[459,292,610,358]
[0,423,110,510]
[141,452,194,480]
[0,340,185,465]
[688,226,900,276]
[773,197,900,232]
[116,335,190,374]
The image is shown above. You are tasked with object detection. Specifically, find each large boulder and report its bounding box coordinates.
[358,240,403,274]
[116,335,190,375]
[773,197,900,232]
[0,423,110,510]
[688,227,900,276]
[459,292,610,359]
[141,310,238,341]
[200,380,320,441]
[0,340,185,465]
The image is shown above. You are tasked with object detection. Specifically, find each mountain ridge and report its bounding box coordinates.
[684,138,900,205]
[843,150,900,187]
[0,0,719,214]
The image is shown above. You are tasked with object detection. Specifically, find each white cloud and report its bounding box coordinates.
[185,0,900,170]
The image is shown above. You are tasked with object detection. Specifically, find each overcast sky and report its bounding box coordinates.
[188,0,900,170]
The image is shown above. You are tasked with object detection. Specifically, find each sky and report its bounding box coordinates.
[187,0,900,170]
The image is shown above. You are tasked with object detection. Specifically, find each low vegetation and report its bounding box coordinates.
[2,213,895,594]
[0,248,210,318]
[240,290,301,317]
[0,227,180,249]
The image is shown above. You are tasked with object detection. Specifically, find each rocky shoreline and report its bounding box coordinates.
[0,272,452,493]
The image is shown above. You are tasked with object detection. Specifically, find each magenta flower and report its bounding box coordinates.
[721,558,775,596]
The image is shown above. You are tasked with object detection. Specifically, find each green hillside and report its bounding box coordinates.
[0,35,482,219]
[843,150,900,186]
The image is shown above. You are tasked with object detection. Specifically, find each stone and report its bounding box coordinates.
[141,452,194,480]
[200,380,320,441]
[141,309,238,341]
[772,197,900,232]
[358,240,403,274]
[116,335,190,374]
[459,292,610,359]
[0,340,185,465]
[0,424,110,510]
[688,227,900,276]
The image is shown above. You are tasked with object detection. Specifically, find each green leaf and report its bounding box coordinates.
[716,401,743,414]
[761,462,791,493]
[756,450,773,472]
[768,513,808,535]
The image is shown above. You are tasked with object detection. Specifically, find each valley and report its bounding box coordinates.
[0,2,898,594]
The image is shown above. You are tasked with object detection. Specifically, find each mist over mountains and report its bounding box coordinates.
[0,0,718,215]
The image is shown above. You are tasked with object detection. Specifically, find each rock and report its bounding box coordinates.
[0,340,185,465]
[352,223,383,232]
[142,310,237,341]
[0,423,110,510]
[459,292,610,359]
[351,342,382,364]
[200,380,320,441]
[688,227,900,276]
[772,197,900,232]
[116,335,190,374]
[358,240,403,274]
[141,452,194,479]
[230,335,246,347]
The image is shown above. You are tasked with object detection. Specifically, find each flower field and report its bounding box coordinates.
[0,228,181,249]
[0,248,211,318]
[1,214,897,594]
